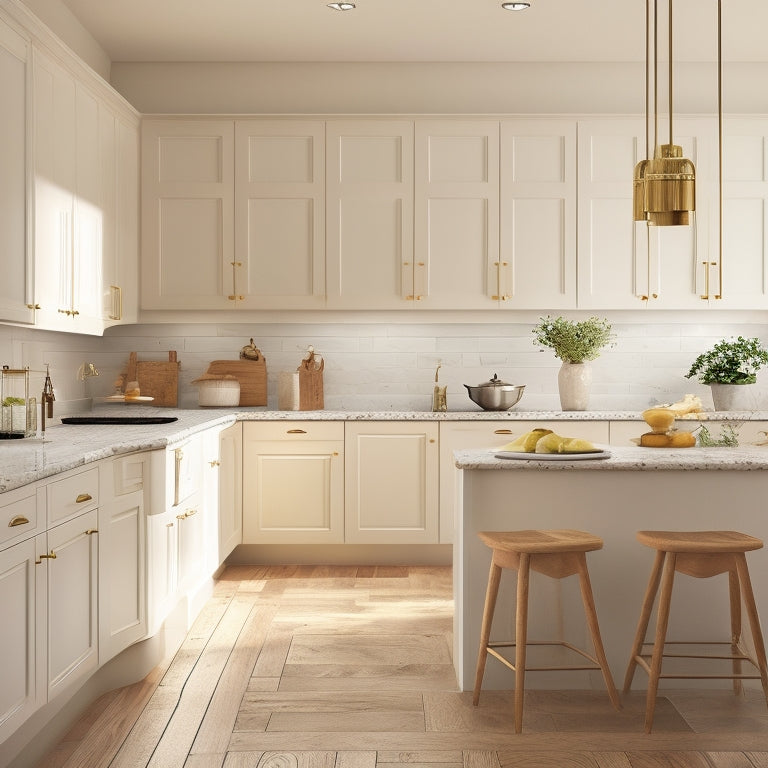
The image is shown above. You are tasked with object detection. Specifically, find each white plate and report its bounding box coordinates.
[494,449,611,461]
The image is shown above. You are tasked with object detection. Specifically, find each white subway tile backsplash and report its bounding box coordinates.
[2,319,767,412]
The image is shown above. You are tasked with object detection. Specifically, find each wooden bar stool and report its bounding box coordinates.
[624,530,768,733]
[473,529,621,733]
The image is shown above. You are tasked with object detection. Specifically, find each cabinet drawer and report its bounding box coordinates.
[111,453,147,496]
[244,421,344,442]
[47,467,99,526]
[0,488,39,550]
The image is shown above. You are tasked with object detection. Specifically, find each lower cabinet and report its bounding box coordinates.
[146,507,178,637]
[98,453,147,664]
[242,422,344,544]
[0,534,44,745]
[45,509,99,701]
[344,422,439,544]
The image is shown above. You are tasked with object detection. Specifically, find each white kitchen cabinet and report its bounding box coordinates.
[344,422,439,545]
[439,420,610,544]
[140,119,235,310]
[98,453,147,665]
[242,422,344,544]
[146,506,178,637]
[234,120,325,309]
[45,508,99,700]
[413,120,500,308]
[577,117,717,310]
[204,422,242,567]
[0,17,34,326]
[500,119,577,309]
[0,534,45,744]
[326,120,414,309]
[716,117,768,308]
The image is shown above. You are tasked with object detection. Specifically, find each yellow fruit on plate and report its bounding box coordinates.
[534,432,566,454]
[502,428,552,453]
[561,437,597,453]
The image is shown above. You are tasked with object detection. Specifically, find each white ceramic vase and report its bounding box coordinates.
[709,383,758,412]
[558,361,592,411]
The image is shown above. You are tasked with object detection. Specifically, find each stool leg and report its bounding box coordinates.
[728,568,743,695]
[473,558,502,706]
[575,553,621,710]
[645,552,676,734]
[734,553,768,707]
[514,552,531,734]
[624,550,665,693]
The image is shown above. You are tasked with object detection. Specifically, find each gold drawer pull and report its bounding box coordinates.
[85,529,98,535]
[36,551,56,564]
[287,429,307,434]
[76,493,93,504]
[166,522,174,528]
[209,460,221,467]
[176,509,197,520]
[8,515,30,527]
[494,429,514,435]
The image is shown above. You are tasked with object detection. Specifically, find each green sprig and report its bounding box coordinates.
[685,336,768,385]
[532,316,614,363]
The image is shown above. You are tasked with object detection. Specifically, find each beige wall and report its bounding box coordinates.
[110,61,768,116]
[20,0,110,79]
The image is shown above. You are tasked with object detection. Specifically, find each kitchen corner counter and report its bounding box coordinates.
[454,444,768,471]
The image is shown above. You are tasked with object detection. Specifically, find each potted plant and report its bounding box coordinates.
[685,336,768,411]
[532,316,614,411]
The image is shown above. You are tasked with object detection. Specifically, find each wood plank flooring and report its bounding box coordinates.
[33,565,768,768]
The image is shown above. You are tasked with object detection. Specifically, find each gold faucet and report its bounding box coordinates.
[41,364,55,437]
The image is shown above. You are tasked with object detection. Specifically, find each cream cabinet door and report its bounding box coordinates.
[500,119,577,309]
[46,509,99,700]
[716,118,768,308]
[98,454,146,665]
[146,507,178,637]
[0,534,45,743]
[345,422,439,544]
[0,18,34,326]
[242,422,344,544]
[326,120,414,309]
[176,492,205,596]
[414,120,499,308]
[235,120,325,309]
[439,421,610,544]
[141,119,235,309]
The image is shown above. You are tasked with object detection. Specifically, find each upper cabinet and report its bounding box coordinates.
[141,119,235,310]
[0,17,33,326]
[500,119,577,309]
[325,120,414,309]
[28,43,139,334]
[414,120,500,309]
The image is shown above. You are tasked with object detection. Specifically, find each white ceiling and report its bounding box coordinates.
[53,0,764,65]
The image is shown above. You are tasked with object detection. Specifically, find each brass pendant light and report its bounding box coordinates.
[633,0,696,227]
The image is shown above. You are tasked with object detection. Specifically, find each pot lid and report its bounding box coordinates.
[475,373,512,388]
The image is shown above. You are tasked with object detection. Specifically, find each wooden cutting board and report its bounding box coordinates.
[127,351,180,407]
[206,358,267,406]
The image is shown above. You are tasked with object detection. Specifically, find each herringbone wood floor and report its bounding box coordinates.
[32,565,768,768]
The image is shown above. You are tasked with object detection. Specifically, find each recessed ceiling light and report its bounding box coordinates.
[328,2,355,9]
[502,2,531,9]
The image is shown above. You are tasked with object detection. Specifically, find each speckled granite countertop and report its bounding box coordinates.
[2,406,767,493]
[454,444,768,471]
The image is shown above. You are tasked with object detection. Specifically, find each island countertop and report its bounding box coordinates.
[454,444,768,471]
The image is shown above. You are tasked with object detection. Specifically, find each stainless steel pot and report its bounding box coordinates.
[464,373,525,411]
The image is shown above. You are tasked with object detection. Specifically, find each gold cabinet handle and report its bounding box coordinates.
[494,429,514,435]
[8,515,30,527]
[36,551,56,564]
[287,429,307,434]
[85,529,98,535]
[228,261,244,302]
[209,460,221,467]
[76,493,93,504]
[26,303,40,310]
[109,285,123,320]
[166,522,174,528]
[176,509,197,520]
[405,295,423,301]
[701,260,712,300]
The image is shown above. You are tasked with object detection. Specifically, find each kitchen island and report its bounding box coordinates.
[453,445,768,694]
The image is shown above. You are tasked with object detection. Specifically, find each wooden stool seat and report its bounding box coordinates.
[624,529,768,733]
[473,529,621,733]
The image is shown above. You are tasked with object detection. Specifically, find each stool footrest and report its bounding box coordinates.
[487,639,603,673]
